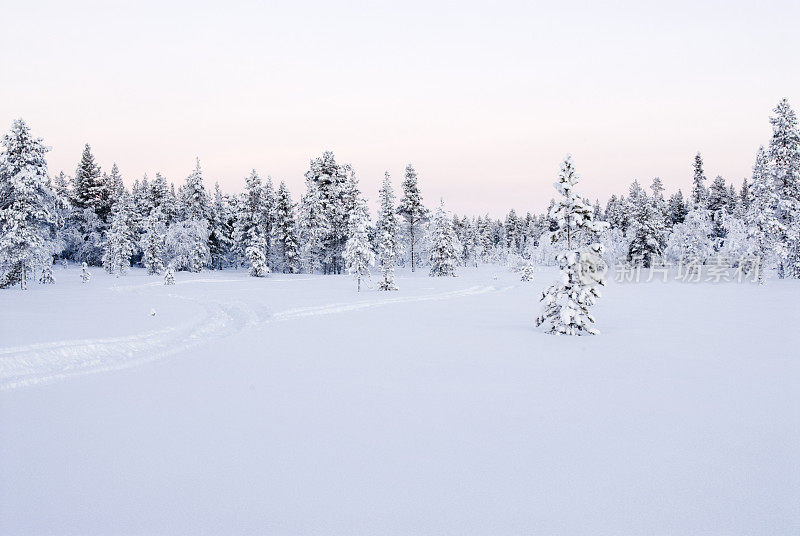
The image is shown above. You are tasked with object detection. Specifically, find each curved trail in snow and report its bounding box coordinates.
[0,297,259,391]
[0,283,501,391]
[270,285,498,321]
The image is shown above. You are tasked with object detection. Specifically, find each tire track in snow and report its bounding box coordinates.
[0,284,499,391]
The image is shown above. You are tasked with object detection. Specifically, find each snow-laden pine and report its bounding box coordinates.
[343,195,374,291]
[768,99,800,278]
[271,181,300,273]
[376,172,399,290]
[102,191,136,276]
[80,262,91,283]
[745,147,782,283]
[428,199,458,277]
[0,119,58,290]
[164,265,175,285]
[398,164,428,272]
[536,155,608,335]
[520,261,535,282]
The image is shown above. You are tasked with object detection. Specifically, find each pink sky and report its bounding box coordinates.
[2,1,798,216]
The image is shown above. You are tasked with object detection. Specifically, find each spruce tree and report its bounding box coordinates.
[768,98,800,278]
[39,264,55,284]
[81,262,91,283]
[106,163,125,206]
[727,184,739,215]
[245,232,270,277]
[459,215,477,267]
[429,199,458,277]
[343,196,374,291]
[180,158,211,222]
[745,146,782,283]
[708,176,729,213]
[535,155,608,335]
[603,194,628,234]
[520,261,535,282]
[376,172,399,290]
[298,181,331,274]
[627,194,667,267]
[208,183,233,270]
[691,152,708,209]
[305,152,349,274]
[148,172,170,216]
[707,176,729,247]
[234,170,266,265]
[102,191,136,276]
[73,144,105,215]
[141,207,167,275]
[667,190,688,225]
[272,181,300,273]
[398,164,428,272]
[164,265,175,285]
[505,209,521,253]
[737,177,750,218]
[0,119,58,289]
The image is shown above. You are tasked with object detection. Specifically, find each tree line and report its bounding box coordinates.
[1,99,798,291]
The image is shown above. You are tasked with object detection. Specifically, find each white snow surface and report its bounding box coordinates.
[1,264,798,535]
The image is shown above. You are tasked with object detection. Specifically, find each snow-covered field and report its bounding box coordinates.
[1,265,799,535]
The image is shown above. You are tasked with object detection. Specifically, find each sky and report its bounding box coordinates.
[2,0,799,217]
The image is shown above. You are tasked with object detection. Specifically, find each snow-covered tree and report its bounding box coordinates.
[102,191,136,276]
[140,208,167,275]
[164,219,210,272]
[245,232,270,277]
[536,155,608,335]
[627,191,667,267]
[398,164,428,272]
[664,209,715,265]
[304,152,349,274]
[180,158,211,222]
[691,152,708,209]
[708,175,729,213]
[505,209,522,253]
[769,98,800,278]
[72,144,105,216]
[0,119,58,289]
[604,194,629,235]
[738,177,750,218]
[376,172,399,290]
[592,200,603,222]
[298,180,330,274]
[745,146,782,282]
[67,208,106,266]
[39,264,55,284]
[667,190,688,225]
[81,262,91,283]
[164,265,175,285]
[208,183,234,270]
[597,227,628,266]
[105,163,125,206]
[233,170,267,264]
[450,215,476,268]
[707,175,730,247]
[717,214,751,266]
[520,261,535,282]
[343,196,374,291]
[428,199,458,277]
[271,180,300,273]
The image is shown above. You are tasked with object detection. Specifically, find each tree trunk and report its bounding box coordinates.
[410,223,416,272]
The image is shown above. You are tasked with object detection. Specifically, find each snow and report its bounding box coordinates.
[1,265,799,534]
